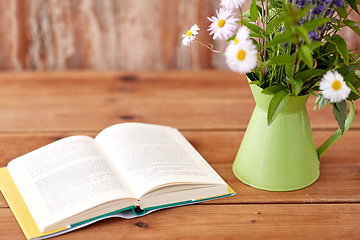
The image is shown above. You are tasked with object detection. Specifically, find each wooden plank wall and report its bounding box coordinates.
[0,0,358,71]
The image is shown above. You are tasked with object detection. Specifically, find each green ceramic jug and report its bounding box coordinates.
[233,83,355,191]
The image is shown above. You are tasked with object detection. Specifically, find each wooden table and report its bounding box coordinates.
[0,70,360,239]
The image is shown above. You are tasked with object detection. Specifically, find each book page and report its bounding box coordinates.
[7,135,137,232]
[95,123,226,199]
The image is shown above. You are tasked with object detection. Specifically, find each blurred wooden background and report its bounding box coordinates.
[0,0,359,71]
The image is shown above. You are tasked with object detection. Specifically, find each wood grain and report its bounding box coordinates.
[0,70,247,97]
[1,204,360,240]
[2,161,360,207]
[0,0,221,71]
[1,130,360,208]
[0,1,358,71]
[0,71,357,132]
[1,70,360,240]
[0,92,355,132]
[0,129,359,167]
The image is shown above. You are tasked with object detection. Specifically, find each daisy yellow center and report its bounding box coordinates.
[186,30,192,37]
[218,19,226,28]
[332,80,342,90]
[237,50,246,61]
[234,39,239,44]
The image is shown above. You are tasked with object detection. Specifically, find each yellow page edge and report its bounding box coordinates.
[0,167,67,240]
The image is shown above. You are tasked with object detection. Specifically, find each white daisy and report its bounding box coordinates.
[220,0,245,10]
[207,8,239,40]
[232,26,250,45]
[182,24,200,46]
[319,70,351,103]
[225,39,258,74]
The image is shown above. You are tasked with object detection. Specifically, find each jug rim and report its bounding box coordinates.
[249,83,309,113]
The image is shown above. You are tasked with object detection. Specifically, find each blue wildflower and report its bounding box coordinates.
[332,0,344,8]
[308,31,319,41]
[313,5,324,15]
[289,0,344,42]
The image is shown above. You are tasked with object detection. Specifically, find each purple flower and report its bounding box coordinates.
[308,31,319,41]
[332,0,344,8]
[313,5,324,15]
[290,0,343,16]
[289,0,344,42]
[289,0,306,8]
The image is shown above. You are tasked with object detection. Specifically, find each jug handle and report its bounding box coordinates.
[317,101,355,158]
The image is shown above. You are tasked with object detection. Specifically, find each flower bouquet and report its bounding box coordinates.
[182,0,360,130]
[182,0,360,191]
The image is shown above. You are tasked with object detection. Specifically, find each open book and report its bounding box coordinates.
[0,123,235,240]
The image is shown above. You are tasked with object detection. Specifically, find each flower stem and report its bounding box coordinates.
[240,7,243,25]
[263,0,268,61]
[292,52,299,78]
[261,0,265,62]
[195,39,223,53]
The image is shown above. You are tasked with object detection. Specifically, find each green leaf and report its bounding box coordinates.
[282,3,312,23]
[297,6,314,20]
[243,22,263,36]
[343,19,360,37]
[256,5,264,18]
[267,90,290,125]
[249,32,264,38]
[295,69,327,81]
[298,45,313,68]
[240,10,251,18]
[346,80,360,97]
[308,41,323,52]
[337,64,360,76]
[261,85,286,95]
[249,80,260,85]
[265,15,281,36]
[285,63,293,78]
[337,7,348,18]
[266,32,294,48]
[250,0,258,21]
[302,18,330,31]
[348,91,360,101]
[356,70,360,79]
[306,18,330,30]
[287,77,303,96]
[345,0,359,14]
[327,35,349,65]
[297,26,311,44]
[343,71,360,98]
[263,55,294,66]
[226,35,236,42]
[344,71,360,87]
[333,100,347,133]
[315,94,329,110]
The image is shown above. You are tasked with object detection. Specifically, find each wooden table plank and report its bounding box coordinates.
[0,95,357,132]
[1,204,360,240]
[0,71,359,240]
[0,71,249,98]
[3,161,360,208]
[0,70,357,132]
[0,129,358,167]
[1,130,360,208]
[2,161,360,207]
